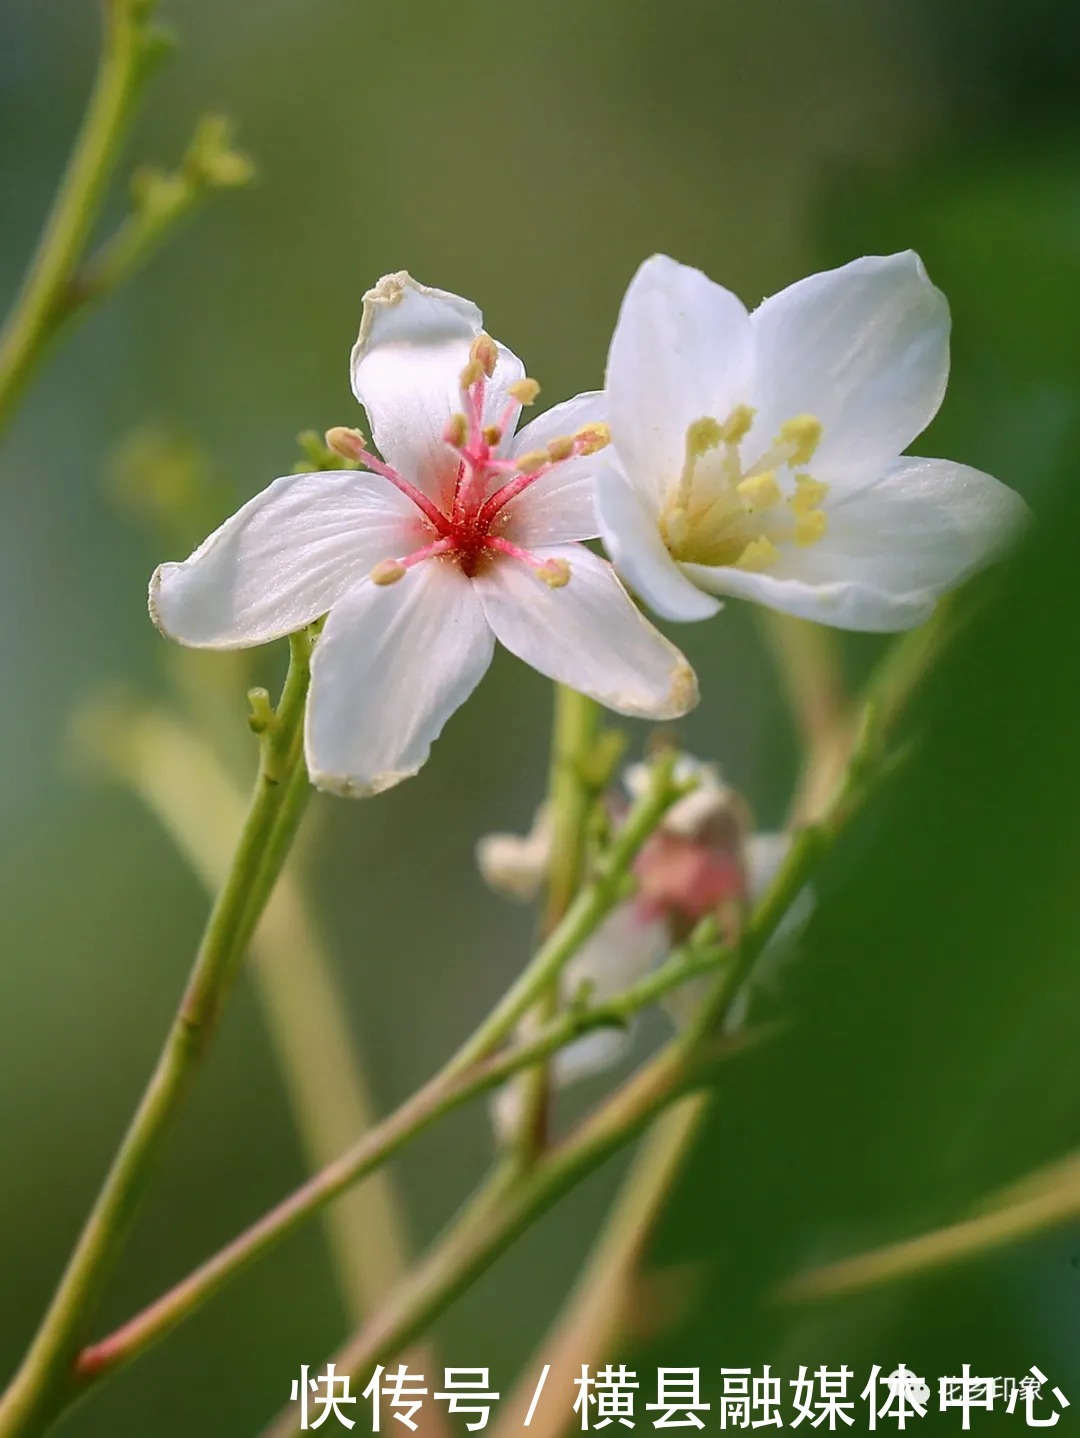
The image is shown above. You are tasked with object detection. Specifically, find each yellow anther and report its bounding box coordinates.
[663,505,691,549]
[470,333,498,378]
[734,536,780,572]
[794,509,828,547]
[685,416,724,458]
[778,414,822,466]
[737,470,781,511]
[371,559,406,586]
[547,436,575,463]
[719,404,755,445]
[459,359,484,389]
[483,424,503,447]
[575,422,611,455]
[444,413,467,448]
[789,473,829,517]
[507,377,541,405]
[537,557,571,588]
[514,449,549,472]
[325,426,367,461]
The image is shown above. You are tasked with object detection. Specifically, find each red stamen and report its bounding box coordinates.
[347,441,449,533]
[479,460,554,527]
[398,536,455,570]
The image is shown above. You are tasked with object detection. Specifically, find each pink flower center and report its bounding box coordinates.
[335,339,608,589]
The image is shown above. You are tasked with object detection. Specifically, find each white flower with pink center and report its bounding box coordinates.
[597,252,1031,630]
[480,754,811,1121]
[150,273,697,796]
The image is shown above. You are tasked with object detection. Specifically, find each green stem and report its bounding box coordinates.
[86,703,419,1324]
[508,687,601,1166]
[261,1047,696,1438]
[0,0,163,436]
[257,605,954,1438]
[492,1095,710,1438]
[261,642,928,1438]
[0,632,312,1438]
[446,747,683,1076]
[71,922,746,1388]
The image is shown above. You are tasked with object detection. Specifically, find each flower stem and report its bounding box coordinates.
[259,626,935,1438]
[0,631,312,1438]
[261,1048,695,1438]
[491,1095,710,1438]
[70,862,743,1391]
[508,686,601,1166]
[760,613,856,825]
[0,1,163,436]
[446,747,683,1076]
[84,704,417,1327]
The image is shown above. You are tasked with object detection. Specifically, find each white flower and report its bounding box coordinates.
[150,273,697,796]
[482,754,810,1141]
[596,252,1030,631]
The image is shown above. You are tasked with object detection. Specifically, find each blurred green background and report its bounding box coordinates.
[2,0,1079,1432]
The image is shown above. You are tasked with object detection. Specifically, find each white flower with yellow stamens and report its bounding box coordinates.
[150,273,697,796]
[596,252,1030,630]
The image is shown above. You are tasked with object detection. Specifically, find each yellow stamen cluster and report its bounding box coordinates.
[790,473,828,515]
[660,405,830,572]
[778,414,822,466]
[794,509,828,546]
[734,536,780,571]
[736,470,781,511]
[719,404,755,444]
[685,416,725,455]
[445,413,468,448]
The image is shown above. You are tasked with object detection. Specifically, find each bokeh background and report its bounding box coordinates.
[2,0,1080,1432]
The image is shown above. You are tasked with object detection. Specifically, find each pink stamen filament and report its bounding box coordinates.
[452,373,495,526]
[394,537,456,571]
[484,535,552,570]
[479,460,554,527]
[348,441,448,533]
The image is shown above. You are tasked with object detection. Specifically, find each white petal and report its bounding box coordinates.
[606,255,753,505]
[512,390,606,455]
[504,391,606,545]
[682,455,1030,632]
[149,470,421,649]
[595,465,722,622]
[306,561,494,796]
[475,804,552,902]
[350,271,525,500]
[749,252,950,482]
[745,832,791,901]
[472,544,699,719]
